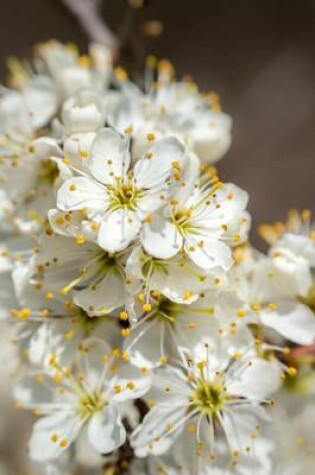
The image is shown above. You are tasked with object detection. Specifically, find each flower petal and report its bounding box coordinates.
[57,176,108,213]
[88,128,130,184]
[88,405,126,454]
[97,209,141,252]
[141,215,183,259]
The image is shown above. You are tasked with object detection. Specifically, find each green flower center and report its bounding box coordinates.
[38,159,59,185]
[78,391,106,419]
[108,179,142,211]
[191,379,227,416]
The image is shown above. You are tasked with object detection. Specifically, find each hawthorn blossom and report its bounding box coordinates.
[56,128,193,252]
[140,178,250,272]
[131,339,281,471]
[10,40,112,105]
[10,264,120,369]
[230,247,315,345]
[125,245,226,305]
[259,209,315,268]
[0,88,57,234]
[32,232,128,316]
[14,338,152,462]
[108,61,232,164]
[124,288,254,368]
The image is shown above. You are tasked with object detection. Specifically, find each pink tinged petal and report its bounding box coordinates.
[260,300,315,345]
[134,137,186,188]
[29,412,83,462]
[88,405,126,454]
[57,176,108,212]
[97,209,141,252]
[88,128,130,184]
[185,237,233,271]
[226,358,282,400]
[141,215,183,259]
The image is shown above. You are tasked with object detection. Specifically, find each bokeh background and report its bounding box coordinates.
[0,0,315,473]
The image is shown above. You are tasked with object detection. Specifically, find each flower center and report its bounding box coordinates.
[191,379,227,416]
[78,391,106,419]
[172,208,192,233]
[107,179,142,211]
[37,159,59,185]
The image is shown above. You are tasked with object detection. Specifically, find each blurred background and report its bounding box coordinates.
[0,0,315,473]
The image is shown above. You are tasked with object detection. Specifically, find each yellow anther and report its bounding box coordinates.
[138,293,145,302]
[49,354,58,367]
[51,433,59,443]
[268,303,278,310]
[126,381,135,390]
[287,367,297,377]
[187,322,196,329]
[147,132,156,141]
[119,311,128,321]
[46,291,54,300]
[79,150,89,158]
[121,328,131,337]
[113,348,121,358]
[121,351,130,362]
[124,125,133,134]
[236,309,246,318]
[114,67,128,81]
[114,384,122,393]
[183,290,193,300]
[143,303,152,312]
[251,303,261,312]
[171,161,181,170]
[18,307,31,320]
[56,216,65,226]
[75,235,85,245]
[60,439,69,448]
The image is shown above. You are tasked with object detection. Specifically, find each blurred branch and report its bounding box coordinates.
[60,0,118,54]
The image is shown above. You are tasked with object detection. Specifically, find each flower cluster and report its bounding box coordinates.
[1,41,315,475]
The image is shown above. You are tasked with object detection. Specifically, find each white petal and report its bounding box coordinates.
[29,412,82,462]
[124,319,164,368]
[185,237,233,271]
[134,137,186,188]
[109,363,152,402]
[141,215,183,259]
[97,209,141,252]
[88,128,130,184]
[227,358,282,399]
[75,268,126,316]
[88,405,126,454]
[57,176,108,212]
[260,300,315,345]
